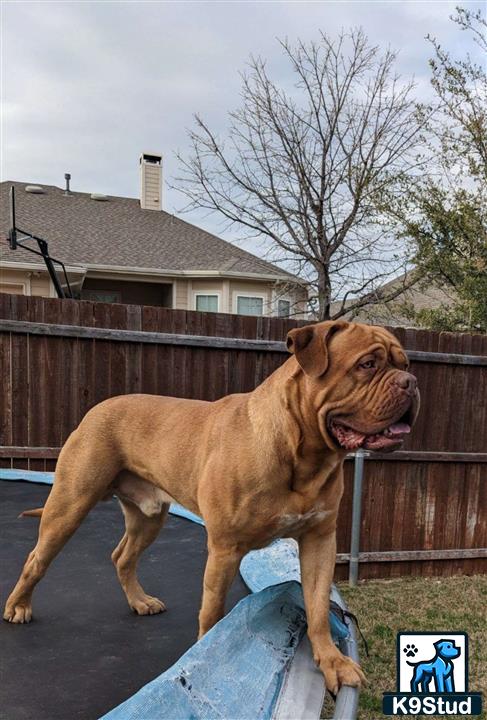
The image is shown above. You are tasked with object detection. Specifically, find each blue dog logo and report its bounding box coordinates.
[382,633,483,715]
[406,639,461,693]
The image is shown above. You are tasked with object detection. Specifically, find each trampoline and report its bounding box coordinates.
[0,480,248,720]
[1,476,361,720]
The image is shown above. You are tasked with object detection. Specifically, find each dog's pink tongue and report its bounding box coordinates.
[387,422,411,436]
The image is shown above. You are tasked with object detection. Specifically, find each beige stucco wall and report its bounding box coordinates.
[173,279,189,310]
[31,273,52,297]
[0,267,52,297]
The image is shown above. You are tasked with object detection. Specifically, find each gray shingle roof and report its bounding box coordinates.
[1,181,298,280]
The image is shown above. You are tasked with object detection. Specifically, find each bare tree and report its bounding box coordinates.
[174,29,426,319]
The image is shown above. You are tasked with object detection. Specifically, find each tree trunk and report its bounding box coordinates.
[316,266,332,321]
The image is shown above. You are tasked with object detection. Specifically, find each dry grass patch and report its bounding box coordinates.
[322,574,487,719]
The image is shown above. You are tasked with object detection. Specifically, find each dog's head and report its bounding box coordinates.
[434,640,461,659]
[286,320,420,452]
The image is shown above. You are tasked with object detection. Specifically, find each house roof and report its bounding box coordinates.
[330,271,456,326]
[0,181,299,282]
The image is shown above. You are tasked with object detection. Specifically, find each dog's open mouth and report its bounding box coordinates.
[329,413,411,452]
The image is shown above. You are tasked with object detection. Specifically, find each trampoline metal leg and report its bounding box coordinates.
[349,451,365,587]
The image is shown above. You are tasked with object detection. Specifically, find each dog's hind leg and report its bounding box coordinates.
[410,669,422,694]
[112,499,168,615]
[3,458,110,624]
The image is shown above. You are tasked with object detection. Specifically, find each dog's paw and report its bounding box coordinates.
[403,643,418,658]
[130,594,166,616]
[3,601,33,624]
[315,645,366,695]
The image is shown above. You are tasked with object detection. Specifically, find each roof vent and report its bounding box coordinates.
[64,173,73,196]
[25,185,45,194]
[90,193,109,201]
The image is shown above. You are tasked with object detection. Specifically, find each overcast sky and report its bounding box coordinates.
[2,0,483,244]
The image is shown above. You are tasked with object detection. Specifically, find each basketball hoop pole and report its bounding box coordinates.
[7,185,72,299]
[8,186,17,250]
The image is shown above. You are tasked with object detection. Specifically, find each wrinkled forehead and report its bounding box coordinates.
[330,323,408,365]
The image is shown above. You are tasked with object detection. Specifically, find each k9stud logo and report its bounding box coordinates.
[399,633,466,694]
[382,632,483,716]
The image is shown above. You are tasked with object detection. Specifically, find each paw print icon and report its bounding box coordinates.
[403,643,418,658]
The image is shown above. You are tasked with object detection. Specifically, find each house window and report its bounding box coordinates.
[85,290,122,303]
[0,283,27,295]
[195,294,219,312]
[278,299,291,318]
[237,296,264,316]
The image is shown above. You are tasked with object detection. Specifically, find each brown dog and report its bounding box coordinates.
[4,321,419,693]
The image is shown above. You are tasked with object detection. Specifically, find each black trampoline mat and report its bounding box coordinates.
[0,481,249,720]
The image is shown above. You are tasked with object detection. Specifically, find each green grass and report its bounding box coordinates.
[322,575,487,719]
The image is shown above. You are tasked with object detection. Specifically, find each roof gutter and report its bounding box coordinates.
[83,263,303,284]
[0,260,87,275]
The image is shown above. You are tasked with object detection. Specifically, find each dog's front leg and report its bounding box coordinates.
[299,527,366,694]
[435,672,446,693]
[198,542,243,639]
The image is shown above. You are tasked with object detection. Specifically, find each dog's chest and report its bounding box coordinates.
[276,508,332,535]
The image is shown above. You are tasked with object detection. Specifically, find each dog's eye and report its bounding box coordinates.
[359,359,376,370]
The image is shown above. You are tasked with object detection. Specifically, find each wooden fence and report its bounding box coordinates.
[0,293,486,580]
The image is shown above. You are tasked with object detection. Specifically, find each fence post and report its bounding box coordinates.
[349,450,365,587]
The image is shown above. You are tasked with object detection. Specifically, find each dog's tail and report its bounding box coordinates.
[19,507,44,518]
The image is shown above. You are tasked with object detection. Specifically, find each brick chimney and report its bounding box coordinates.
[139,152,162,210]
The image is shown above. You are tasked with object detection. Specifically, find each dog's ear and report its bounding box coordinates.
[434,640,452,650]
[286,321,348,378]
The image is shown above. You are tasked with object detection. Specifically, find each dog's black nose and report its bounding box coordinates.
[394,371,417,395]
